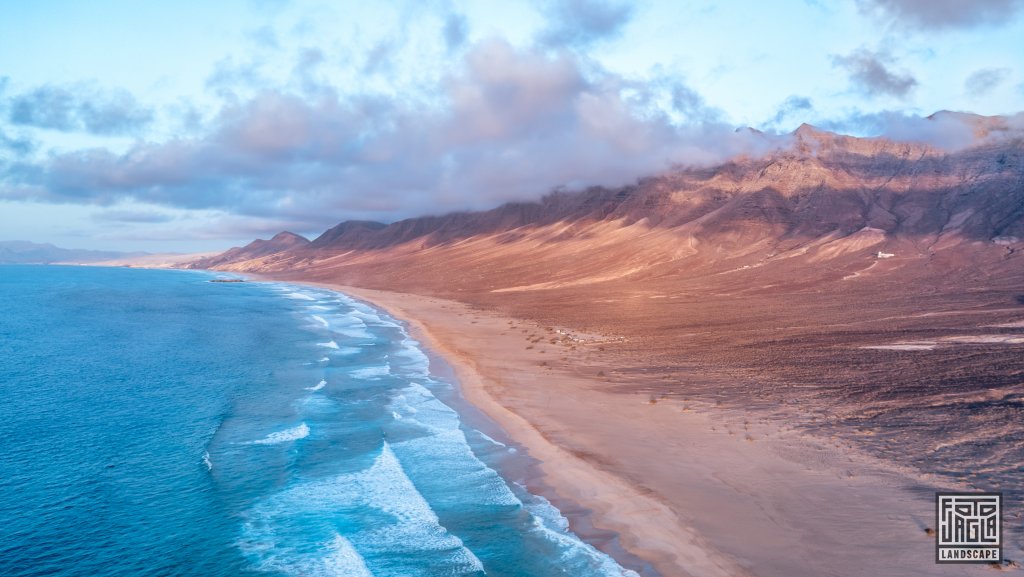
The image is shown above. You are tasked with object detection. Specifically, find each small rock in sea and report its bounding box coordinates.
[924,527,934,536]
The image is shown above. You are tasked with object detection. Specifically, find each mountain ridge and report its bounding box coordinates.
[191,231,310,269]
[187,122,1024,288]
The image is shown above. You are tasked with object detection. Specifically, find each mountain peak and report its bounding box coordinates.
[792,123,832,139]
[270,231,311,245]
[185,231,309,269]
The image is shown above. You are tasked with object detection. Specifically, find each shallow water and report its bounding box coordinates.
[0,265,638,577]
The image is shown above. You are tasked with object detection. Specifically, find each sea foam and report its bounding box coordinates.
[388,338,431,379]
[388,383,521,507]
[240,531,374,577]
[286,292,317,301]
[348,365,391,380]
[240,443,484,575]
[386,383,637,575]
[523,494,642,577]
[335,321,375,340]
[252,423,310,445]
[320,534,374,577]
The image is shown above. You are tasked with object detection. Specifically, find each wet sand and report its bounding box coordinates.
[311,283,1019,577]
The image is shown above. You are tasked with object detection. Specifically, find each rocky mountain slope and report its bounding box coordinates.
[188,122,1024,294]
[193,231,309,269]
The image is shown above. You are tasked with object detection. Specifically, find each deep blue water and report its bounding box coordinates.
[0,265,638,577]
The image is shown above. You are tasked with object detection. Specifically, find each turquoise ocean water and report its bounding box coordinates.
[0,265,641,577]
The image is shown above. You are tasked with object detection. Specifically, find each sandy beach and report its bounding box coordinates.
[294,283,1020,577]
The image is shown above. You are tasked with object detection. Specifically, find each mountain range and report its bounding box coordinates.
[0,241,148,265]
[188,120,1023,290]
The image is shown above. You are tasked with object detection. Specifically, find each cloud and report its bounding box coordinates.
[442,12,469,51]
[166,98,207,134]
[964,67,1011,97]
[0,128,36,157]
[857,0,1024,29]
[761,96,814,130]
[819,109,1024,150]
[666,80,725,123]
[8,86,77,131]
[0,40,787,229]
[293,47,328,92]
[538,0,634,48]
[619,72,724,124]
[5,83,154,135]
[362,40,397,76]
[832,48,917,98]
[91,209,176,223]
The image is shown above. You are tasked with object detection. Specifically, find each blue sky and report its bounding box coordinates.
[1,0,1022,252]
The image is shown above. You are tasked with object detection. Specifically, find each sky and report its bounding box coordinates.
[0,0,1022,252]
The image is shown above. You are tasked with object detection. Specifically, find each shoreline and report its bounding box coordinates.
[410,316,658,577]
[255,276,1018,576]
[291,280,722,575]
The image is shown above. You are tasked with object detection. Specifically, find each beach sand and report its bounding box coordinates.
[294,283,1018,577]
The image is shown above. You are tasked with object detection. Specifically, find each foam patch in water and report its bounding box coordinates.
[252,423,310,445]
[388,339,431,379]
[348,365,391,380]
[523,495,642,577]
[286,292,317,301]
[239,531,374,577]
[240,443,484,576]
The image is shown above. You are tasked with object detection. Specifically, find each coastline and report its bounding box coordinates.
[405,311,659,577]
[260,278,1016,577]
[343,287,710,576]
[292,280,728,576]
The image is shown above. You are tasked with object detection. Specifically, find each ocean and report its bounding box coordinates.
[0,265,639,577]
